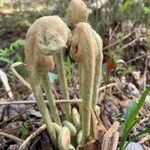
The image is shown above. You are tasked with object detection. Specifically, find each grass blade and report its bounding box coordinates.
[125,128,150,148]
[119,87,150,150]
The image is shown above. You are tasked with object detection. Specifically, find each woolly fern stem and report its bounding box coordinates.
[31,75,56,146]
[41,74,62,126]
[92,31,103,109]
[71,23,96,143]
[54,51,71,120]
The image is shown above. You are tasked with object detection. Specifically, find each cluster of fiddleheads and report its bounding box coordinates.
[25,0,103,149]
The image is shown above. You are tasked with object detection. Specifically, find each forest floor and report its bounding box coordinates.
[0,2,150,150]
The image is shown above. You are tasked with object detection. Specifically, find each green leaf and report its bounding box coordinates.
[65,56,73,81]
[0,57,13,63]
[125,128,150,148]
[119,0,134,12]
[20,121,30,140]
[10,39,25,51]
[119,87,150,150]
[124,100,137,122]
[143,7,150,14]
[0,39,25,64]
[102,64,107,80]
[48,72,58,83]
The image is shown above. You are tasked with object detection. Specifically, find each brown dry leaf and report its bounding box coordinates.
[101,121,120,150]
[97,121,107,137]
[119,100,129,108]
[106,56,117,73]
[79,138,101,150]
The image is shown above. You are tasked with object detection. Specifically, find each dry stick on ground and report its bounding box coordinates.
[0,82,117,106]
[10,62,31,89]
[111,131,120,150]
[0,69,14,99]
[0,83,118,105]
[101,121,120,150]
[71,22,97,143]
[126,53,150,64]
[19,124,46,150]
[103,30,135,50]
[0,106,34,127]
[120,37,139,51]
[0,99,82,105]
[109,25,119,42]
[98,82,118,92]
[139,135,150,144]
[0,131,24,145]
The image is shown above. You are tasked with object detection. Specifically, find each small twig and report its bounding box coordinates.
[98,82,118,92]
[139,135,150,144]
[19,124,46,150]
[0,106,34,127]
[0,99,82,106]
[120,37,139,51]
[127,53,150,64]
[109,25,119,42]
[101,121,119,150]
[111,131,119,150]
[0,131,24,144]
[101,135,110,150]
[10,62,31,90]
[0,89,14,98]
[103,31,135,50]
[0,69,14,99]
[104,121,119,138]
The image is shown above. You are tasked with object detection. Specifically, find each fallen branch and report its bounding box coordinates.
[0,83,117,106]
[103,31,135,50]
[19,124,46,150]
[0,131,24,144]
[98,82,118,92]
[0,99,82,105]
[10,62,31,90]
[111,131,119,150]
[101,121,120,150]
[139,135,150,144]
[120,37,139,51]
[127,53,150,64]
[0,69,14,99]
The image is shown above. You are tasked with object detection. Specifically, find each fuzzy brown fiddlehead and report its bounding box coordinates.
[25,16,73,145]
[32,16,72,120]
[66,0,89,29]
[70,22,97,143]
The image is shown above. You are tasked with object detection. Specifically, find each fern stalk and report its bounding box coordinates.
[54,51,71,120]
[31,75,56,146]
[71,23,96,143]
[92,31,103,109]
[41,74,62,126]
